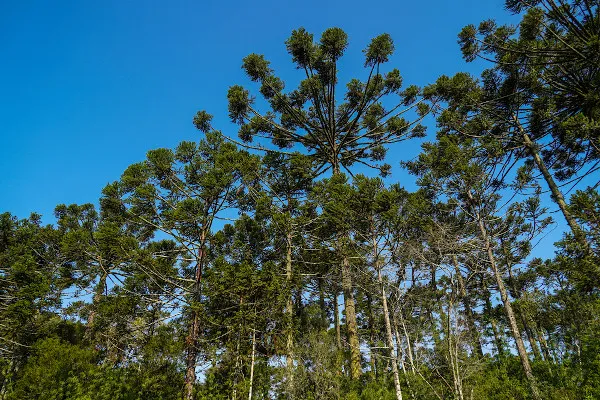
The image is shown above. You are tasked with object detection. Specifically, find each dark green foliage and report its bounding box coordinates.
[2,10,600,400]
[227,27,426,176]
[9,338,182,400]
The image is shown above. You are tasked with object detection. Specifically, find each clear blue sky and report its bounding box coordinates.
[2,1,520,221]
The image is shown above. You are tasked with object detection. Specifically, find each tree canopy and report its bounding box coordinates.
[1,3,599,399]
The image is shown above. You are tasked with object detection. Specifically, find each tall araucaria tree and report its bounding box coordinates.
[216,26,429,379]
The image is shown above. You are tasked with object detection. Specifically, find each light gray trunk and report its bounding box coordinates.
[468,191,541,400]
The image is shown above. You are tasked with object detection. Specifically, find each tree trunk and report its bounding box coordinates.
[503,242,543,361]
[366,293,378,378]
[373,233,403,400]
[318,277,328,329]
[184,311,200,400]
[522,314,543,361]
[517,123,589,253]
[285,230,294,390]
[0,357,15,400]
[398,309,415,373]
[446,298,464,400]
[380,272,403,400]
[248,328,256,400]
[184,230,207,400]
[341,254,361,379]
[536,327,553,363]
[392,314,407,374]
[469,191,541,400]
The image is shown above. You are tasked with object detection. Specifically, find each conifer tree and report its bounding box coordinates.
[222,26,428,379]
[115,130,258,400]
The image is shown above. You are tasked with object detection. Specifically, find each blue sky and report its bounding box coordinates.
[1,1,521,221]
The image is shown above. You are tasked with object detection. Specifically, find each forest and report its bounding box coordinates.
[1,1,599,399]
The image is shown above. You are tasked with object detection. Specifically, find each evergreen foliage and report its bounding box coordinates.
[1,2,599,399]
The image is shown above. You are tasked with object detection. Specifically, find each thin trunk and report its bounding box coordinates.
[248,328,256,400]
[285,230,294,390]
[381,279,403,400]
[546,329,561,363]
[394,309,419,400]
[522,315,543,361]
[331,166,361,379]
[333,290,343,379]
[469,191,541,400]
[392,314,407,375]
[184,230,207,400]
[429,268,442,349]
[518,123,589,252]
[503,243,543,361]
[366,293,378,378]
[232,296,244,400]
[341,254,361,379]
[0,357,15,400]
[536,327,553,363]
[446,298,464,400]
[373,232,403,400]
[399,310,416,373]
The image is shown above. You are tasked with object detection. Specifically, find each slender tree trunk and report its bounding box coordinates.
[546,329,561,363]
[330,167,361,379]
[248,328,256,400]
[392,314,407,374]
[341,253,361,379]
[398,310,416,373]
[232,296,245,400]
[446,298,464,400]
[503,242,543,361]
[184,230,207,400]
[428,267,443,350]
[0,357,15,400]
[285,230,294,390]
[372,233,403,400]
[522,315,543,361]
[184,311,200,400]
[332,290,344,378]
[536,327,553,363]
[516,120,589,252]
[380,272,403,400]
[469,191,541,400]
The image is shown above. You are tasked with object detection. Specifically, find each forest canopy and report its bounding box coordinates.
[1,1,599,399]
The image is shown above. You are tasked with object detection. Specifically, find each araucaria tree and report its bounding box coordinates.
[2,6,600,400]
[222,26,428,379]
[116,131,258,400]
